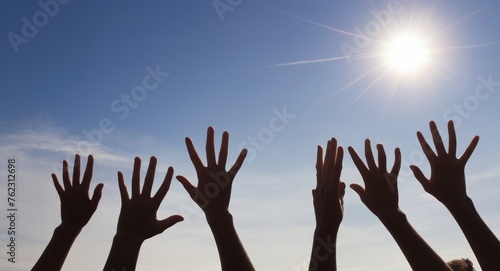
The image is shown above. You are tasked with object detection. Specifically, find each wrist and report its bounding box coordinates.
[206,210,233,227]
[445,196,475,213]
[113,231,145,247]
[378,208,407,226]
[314,221,341,237]
[56,223,82,237]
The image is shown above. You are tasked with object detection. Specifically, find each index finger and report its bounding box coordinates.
[348,146,369,177]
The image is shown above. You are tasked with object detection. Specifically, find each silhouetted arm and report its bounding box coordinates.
[177,127,254,271]
[103,156,183,271]
[32,155,103,271]
[349,140,452,271]
[309,139,345,271]
[411,120,500,271]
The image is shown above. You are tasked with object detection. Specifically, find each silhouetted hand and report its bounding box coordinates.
[410,120,499,271]
[410,120,479,207]
[103,156,183,271]
[177,126,247,220]
[308,138,345,271]
[177,127,254,271]
[313,138,345,230]
[116,156,183,241]
[349,140,401,219]
[52,154,104,230]
[348,140,452,271]
[32,154,103,271]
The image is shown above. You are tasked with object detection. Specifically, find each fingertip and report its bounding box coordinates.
[176,175,186,182]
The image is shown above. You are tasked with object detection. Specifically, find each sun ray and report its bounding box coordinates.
[431,42,500,52]
[309,64,383,110]
[264,53,376,68]
[258,1,373,40]
[343,67,391,111]
[381,75,402,119]
[425,6,485,42]
[426,64,465,91]
[333,64,383,96]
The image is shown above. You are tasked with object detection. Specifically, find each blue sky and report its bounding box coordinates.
[1,0,500,270]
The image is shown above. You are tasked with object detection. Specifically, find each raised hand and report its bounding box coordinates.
[176,126,247,219]
[308,138,345,271]
[32,154,103,271]
[116,156,183,240]
[177,127,254,271]
[410,120,479,207]
[349,140,452,271]
[411,120,499,271]
[313,138,345,230]
[52,154,104,230]
[349,139,401,219]
[103,156,183,271]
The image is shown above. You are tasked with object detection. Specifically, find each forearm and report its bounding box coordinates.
[446,198,500,271]
[380,211,452,271]
[32,224,81,271]
[207,212,255,271]
[103,234,143,271]
[309,226,339,271]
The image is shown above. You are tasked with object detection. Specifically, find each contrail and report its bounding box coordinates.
[265,54,375,68]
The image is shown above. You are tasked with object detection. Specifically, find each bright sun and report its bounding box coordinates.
[386,33,429,73]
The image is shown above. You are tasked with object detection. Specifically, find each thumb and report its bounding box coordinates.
[90,183,104,211]
[410,165,430,192]
[157,215,184,233]
[339,181,346,198]
[176,175,196,198]
[350,183,366,204]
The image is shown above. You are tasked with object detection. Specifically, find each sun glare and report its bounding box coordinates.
[386,34,429,73]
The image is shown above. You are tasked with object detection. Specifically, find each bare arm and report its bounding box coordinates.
[349,140,452,271]
[411,120,500,271]
[32,155,103,271]
[177,127,254,271]
[309,138,345,271]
